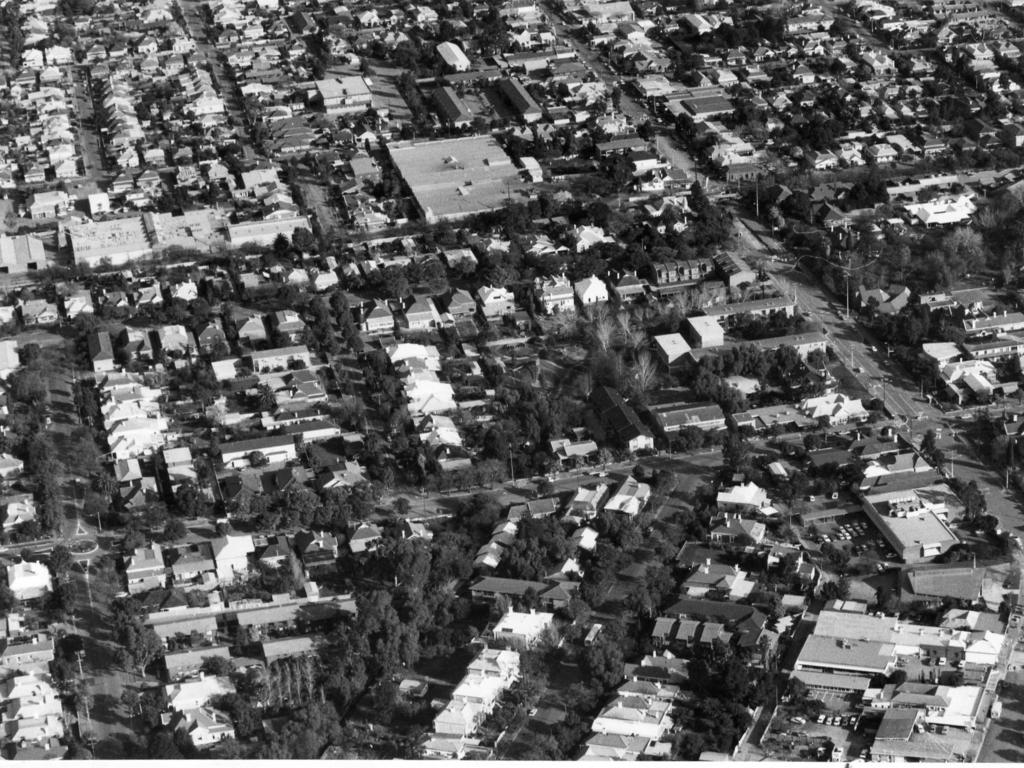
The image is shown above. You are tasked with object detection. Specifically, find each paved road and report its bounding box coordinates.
[70,565,138,758]
[178,0,252,142]
[736,220,940,424]
[68,65,105,183]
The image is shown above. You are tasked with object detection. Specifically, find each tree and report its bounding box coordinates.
[256,384,277,413]
[292,227,316,253]
[960,480,987,522]
[162,517,187,542]
[48,544,74,582]
[631,350,659,396]
[201,655,234,677]
[174,481,209,519]
[721,432,750,471]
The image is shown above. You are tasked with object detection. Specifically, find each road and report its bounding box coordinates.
[736,220,939,424]
[177,0,251,142]
[544,2,715,189]
[67,65,105,183]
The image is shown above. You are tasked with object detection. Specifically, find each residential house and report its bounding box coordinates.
[590,386,654,453]
[6,561,52,600]
[537,275,575,314]
[575,275,610,306]
[476,285,515,319]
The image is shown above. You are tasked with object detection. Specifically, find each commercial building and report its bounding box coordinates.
[498,77,543,123]
[388,136,523,222]
[0,234,49,274]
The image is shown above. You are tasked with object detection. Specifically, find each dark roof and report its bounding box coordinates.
[664,597,765,627]
[591,386,652,443]
[471,576,549,597]
[905,564,987,601]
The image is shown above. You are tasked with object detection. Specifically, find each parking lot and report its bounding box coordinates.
[816,512,894,556]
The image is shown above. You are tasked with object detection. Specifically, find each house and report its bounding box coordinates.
[270,310,306,339]
[195,319,227,351]
[686,315,725,348]
[165,674,236,712]
[156,325,195,355]
[362,302,395,334]
[476,285,515,318]
[799,393,868,425]
[575,275,609,306]
[590,386,654,453]
[568,484,609,518]
[88,330,117,373]
[211,535,254,585]
[710,515,767,545]
[6,561,52,601]
[27,190,70,218]
[443,289,477,321]
[604,475,652,516]
[716,482,773,515]
[653,334,690,366]
[233,310,268,344]
[0,339,19,379]
[19,299,60,326]
[537,275,575,314]
[0,453,23,481]
[490,608,556,649]
[125,542,166,595]
[0,633,56,673]
[164,646,232,681]
[349,522,382,554]
[172,707,235,748]
[1,494,34,531]
[404,296,441,330]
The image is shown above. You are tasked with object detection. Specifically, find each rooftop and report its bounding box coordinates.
[387,136,523,221]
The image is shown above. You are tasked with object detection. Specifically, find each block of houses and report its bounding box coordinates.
[645,394,726,434]
[249,345,313,372]
[490,608,556,649]
[219,435,298,469]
